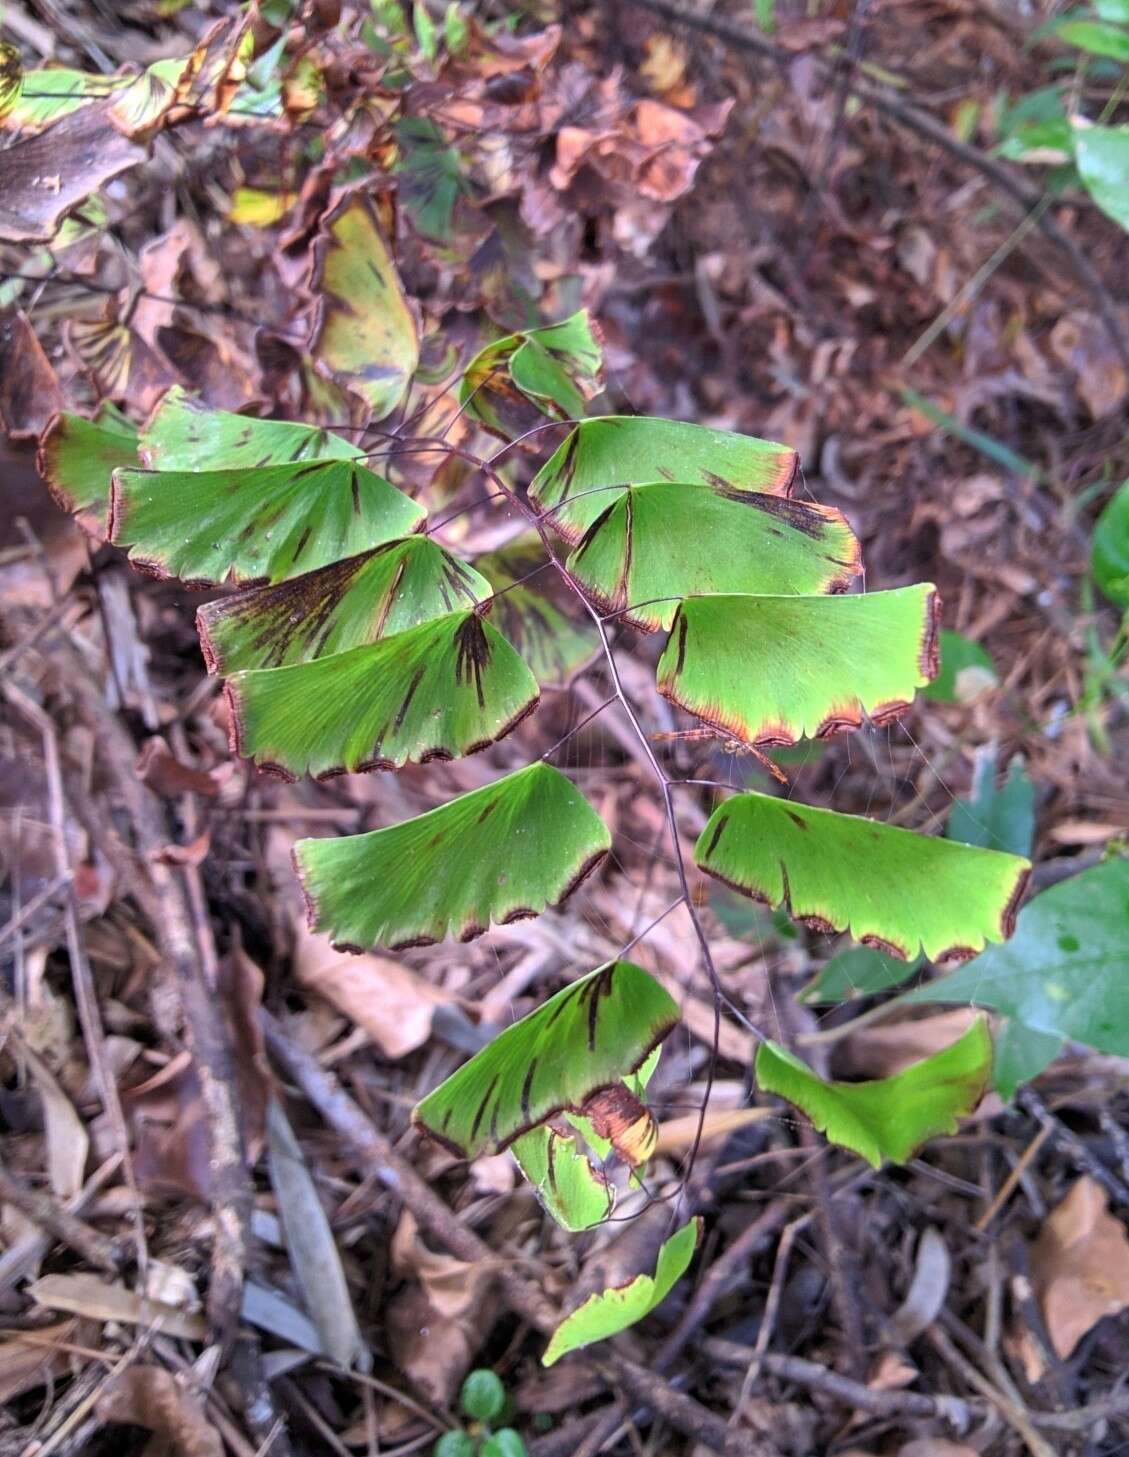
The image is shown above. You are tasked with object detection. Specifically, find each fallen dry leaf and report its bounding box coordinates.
[387,1210,499,1404]
[0,1321,84,1406]
[0,310,65,439]
[1029,1176,1129,1359]
[97,1365,222,1457]
[30,1273,206,1340]
[292,919,450,1060]
[0,102,146,243]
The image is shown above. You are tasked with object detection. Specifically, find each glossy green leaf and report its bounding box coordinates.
[904,859,1129,1055]
[694,792,1030,963]
[227,610,539,780]
[922,629,998,703]
[530,415,798,541]
[511,1125,614,1231]
[110,460,424,586]
[755,1020,992,1168]
[1093,479,1129,607]
[294,763,609,950]
[566,484,858,632]
[460,311,603,437]
[657,586,938,747]
[140,386,360,470]
[945,749,1035,857]
[36,403,138,533]
[797,947,922,1005]
[196,538,490,673]
[474,534,597,687]
[541,1218,701,1367]
[309,191,419,421]
[412,961,679,1158]
[1074,123,1129,231]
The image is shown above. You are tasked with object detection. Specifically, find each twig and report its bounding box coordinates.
[974,1122,1053,1232]
[57,646,252,1349]
[3,682,149,1280]
[705,1339,973,1426]
[0,1161,123,1273]
[928,1324,1057,1457]
[1019,1088,1129,1208]
[617,0,1129,373]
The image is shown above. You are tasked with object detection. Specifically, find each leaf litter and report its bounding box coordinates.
[0,0,1128,1454]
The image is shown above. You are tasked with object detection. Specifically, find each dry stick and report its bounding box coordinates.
[0,870,72,948]
[262,1013,773,1457]
[616,0,1129,375]
[0,1162,122,1274]
[2,682,149,1281]
[704,1340,973,1426]
[928,1325,1057,1457]
[1018,1088,1129,1208]
[59,650,251,1350]
[974,1122,1053,1232]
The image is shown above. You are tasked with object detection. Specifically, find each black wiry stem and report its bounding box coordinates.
[419,434,735,1197]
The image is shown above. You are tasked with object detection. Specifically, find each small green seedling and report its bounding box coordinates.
[434,1370,527,1457]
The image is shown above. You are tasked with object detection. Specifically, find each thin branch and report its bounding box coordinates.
[0,1161,124,1273]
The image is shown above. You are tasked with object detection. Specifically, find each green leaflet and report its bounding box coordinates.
[110,460,424,586]
[565,483,860,632]
[903,859,1129,1056]
[657,587,938,746]
[755,1020,992,1169]
[36,403,138,534]
[309,192,420,421]
[1093,479,1129,607]
[459,311,603,437]
[0,60,125,135]
[294,763,610,950]
[473,534,597,687]
[510,1126,614,1232]
[512,1048,662,1231]
[197,537,490,673]
[530,415,798,541]
[1054,17,1129,58]
[1073,123,1129,232]
[227,610,539,780]
[412,960,679,1158]
[541,1218,702,1366]
[140,386,361,470]
[694,792,1030,963]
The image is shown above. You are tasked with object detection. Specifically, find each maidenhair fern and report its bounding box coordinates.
[38,204,1032,1362]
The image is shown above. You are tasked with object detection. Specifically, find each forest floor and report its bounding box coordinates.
[1,1,1128,1455]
